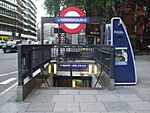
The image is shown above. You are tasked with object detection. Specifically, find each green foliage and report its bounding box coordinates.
[44,0,61,16]
[44,0,123,18]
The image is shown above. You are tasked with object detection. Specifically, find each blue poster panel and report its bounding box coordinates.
[111,17,137,85]
[115,47,128,66]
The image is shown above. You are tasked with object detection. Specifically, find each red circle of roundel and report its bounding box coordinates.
[60,6,85,34]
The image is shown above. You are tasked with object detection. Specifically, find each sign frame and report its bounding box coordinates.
[60,6,85,33]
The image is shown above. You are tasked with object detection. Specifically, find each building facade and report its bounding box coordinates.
[0,0,36,41]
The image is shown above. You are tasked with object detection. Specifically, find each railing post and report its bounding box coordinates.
[28,51,33,78]
[18,45,24,86]
[109,46,115,90]
[17,45,24,101]
[110,47,115,79]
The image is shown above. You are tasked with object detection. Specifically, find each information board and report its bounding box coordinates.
[111,17,137,85]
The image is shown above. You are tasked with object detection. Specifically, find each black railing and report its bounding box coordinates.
[18,44,114,86]
[94,45,115,79]
[18,45,52,86]
[51,44,95,60]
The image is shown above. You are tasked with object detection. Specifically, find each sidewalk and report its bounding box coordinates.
[0,55,150,113]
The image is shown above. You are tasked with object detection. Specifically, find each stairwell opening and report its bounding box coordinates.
[44,61,101,88]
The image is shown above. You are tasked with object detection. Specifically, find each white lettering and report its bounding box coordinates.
[114,31,124,34]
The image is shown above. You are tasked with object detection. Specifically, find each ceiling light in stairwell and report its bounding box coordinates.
[54,64,57,74]
[94,65,98,75]
[89,64,92,75]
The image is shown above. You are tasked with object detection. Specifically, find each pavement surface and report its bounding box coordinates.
[0,55,150,113]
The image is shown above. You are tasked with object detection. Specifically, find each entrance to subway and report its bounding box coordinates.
[53,76,92,87]
[47,45,102,88]
[51,61,98,88]
[41,8,104,88]
[17,7,116,101]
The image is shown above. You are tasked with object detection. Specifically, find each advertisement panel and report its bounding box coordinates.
[112,17,137,85]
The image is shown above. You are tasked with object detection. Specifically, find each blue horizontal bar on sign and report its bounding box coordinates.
[59,64,87,68]
[55,17,89,23]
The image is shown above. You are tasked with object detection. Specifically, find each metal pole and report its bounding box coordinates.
[101,22,105,44]
[15,12,16,40]
[58,24,61,55]
[41,18,44,66]
[110,47,115,79]
[70,61,72,87]
[18,45,24,86]
[41,17,44,45]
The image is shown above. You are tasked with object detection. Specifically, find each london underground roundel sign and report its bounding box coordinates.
[60,7,85,33]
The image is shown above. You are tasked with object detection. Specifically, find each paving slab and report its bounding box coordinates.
[54,102,80,112]
[101,111,129,113]
[104,101,133,112]
[136,93,150,101]
[26,103,54,112]
[52,95,73,102]
[128,111,150,113]
[128,101,150,111]
[73,112,100,113]
[74,95,97,102]
[80,102,106,112]
[53,106,79,112]
[59,90,79,94]
[96,95,120,102]
[0,102,30,112]
[116,94,142,102]
[135,87,150,94]
[45,112,72,113]
[79,90,99,95]
[117,87,137,94]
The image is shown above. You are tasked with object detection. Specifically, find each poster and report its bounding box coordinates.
[115,47,128,65]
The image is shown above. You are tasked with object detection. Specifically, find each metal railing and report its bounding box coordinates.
[17,44,114,86]
[51,44,95,60]
[94,45,115,79]
[18,44,52,86]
